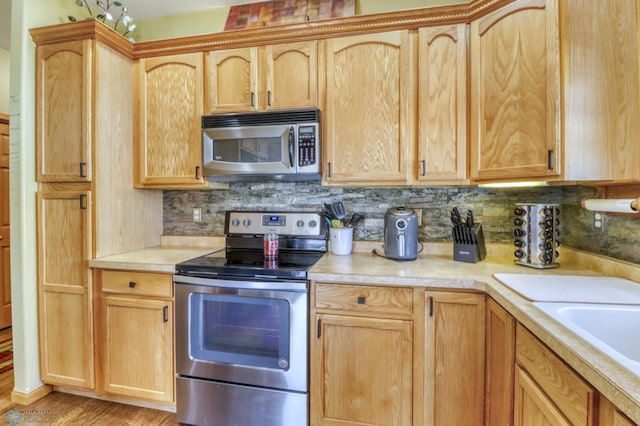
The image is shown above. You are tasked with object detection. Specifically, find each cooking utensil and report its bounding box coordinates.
[331,202,346,221]
[347,213,364,227]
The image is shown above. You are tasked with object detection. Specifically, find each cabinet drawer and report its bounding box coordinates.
[516,324,595,426]
[100,270,172,298]
[314,283,413,317]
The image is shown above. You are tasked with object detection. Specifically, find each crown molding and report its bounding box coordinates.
[29,0,514,59]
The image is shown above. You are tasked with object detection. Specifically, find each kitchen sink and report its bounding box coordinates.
[534,302,640,377]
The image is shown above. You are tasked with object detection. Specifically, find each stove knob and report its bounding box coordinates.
[231,219,240,227]
[297,220,305,228]
[309,220,317,228]
[243,219,251,227]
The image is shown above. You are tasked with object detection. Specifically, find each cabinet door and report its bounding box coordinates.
[516,324,596,425]
[311,314,412,426]
[514,365,571,426]
[424,291,485,425]
[36,40,92,182]
[265,41,318,110]
[0,118,10,329]
[470,0,561,181]
[485,297,516,426]
[417,25,467,184]
[324,31,413,186]
[206,47,258,113]
[37,189,94,388]
[136,53,207,188]
[102,295,173,402]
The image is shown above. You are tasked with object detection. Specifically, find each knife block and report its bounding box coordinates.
[453,223,487,263]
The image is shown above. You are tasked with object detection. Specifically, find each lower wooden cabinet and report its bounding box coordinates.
[96,269,174,403]
[37,189,94,388]
[424,291,485,426]
[311,282,414,426]
[485,297,516,426]
[515,323,596,426]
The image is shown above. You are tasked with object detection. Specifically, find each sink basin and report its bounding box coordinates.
[534,302,640,377]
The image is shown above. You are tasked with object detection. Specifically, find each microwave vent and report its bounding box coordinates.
[202,109,320,128]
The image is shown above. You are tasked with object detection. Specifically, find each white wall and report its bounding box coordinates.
[0,48,9,114]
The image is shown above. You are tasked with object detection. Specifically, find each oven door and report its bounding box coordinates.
[175,276,308,392]
[202,124,296,177]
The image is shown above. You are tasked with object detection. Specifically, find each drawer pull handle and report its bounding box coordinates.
[429,295,434,317]
[357,296,366,304]
[163,305,169,323]
[129,281,136,288]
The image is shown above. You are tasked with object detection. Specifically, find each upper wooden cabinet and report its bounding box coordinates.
[470,0,561,182]
[470,0,640,183]
[135,52,208,188]
[36,40,93,182]
[205,41,318,113]
[323,31,413,186]
[416,24,468,184]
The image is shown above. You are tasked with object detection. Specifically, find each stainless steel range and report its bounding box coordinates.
[174,211,327,426]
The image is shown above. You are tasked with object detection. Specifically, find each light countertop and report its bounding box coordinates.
[88,238,640,422]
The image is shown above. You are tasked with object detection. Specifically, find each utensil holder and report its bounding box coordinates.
[453,223,487,263]
[513,203,560,269]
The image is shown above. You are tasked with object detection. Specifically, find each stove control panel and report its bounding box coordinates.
[225,211,324,237]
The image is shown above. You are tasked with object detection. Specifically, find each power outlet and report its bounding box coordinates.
[594,212,603,231]
[193,207,202,222]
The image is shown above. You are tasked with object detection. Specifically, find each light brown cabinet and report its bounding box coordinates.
[31,22,163,392]
[35,40,93,183]
[416,24,468,184]
[311,283,414,426]
[36,188,94,388]
[470,0,640,183]
[323,31,413,186]
[515,323,596,426]
[206,41,318,113]
[423,291,485,425]
[135,52,208,189]
[470,0,561,182]
[485,297,516,426]
[97,270,174,403]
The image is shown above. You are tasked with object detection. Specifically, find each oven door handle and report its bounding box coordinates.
[174,275,308,292]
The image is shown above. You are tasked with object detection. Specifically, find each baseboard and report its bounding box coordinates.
[54,386,176,413]
[11,384,53,405]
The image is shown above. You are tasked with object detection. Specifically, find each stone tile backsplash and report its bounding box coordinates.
[163,183,640,264]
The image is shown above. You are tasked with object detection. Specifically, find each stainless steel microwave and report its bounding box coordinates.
[202,109,321,182]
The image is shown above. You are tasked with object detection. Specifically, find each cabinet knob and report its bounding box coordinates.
[357,296,365,304]
[129,281,136,288]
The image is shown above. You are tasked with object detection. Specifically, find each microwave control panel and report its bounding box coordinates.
[298,125,317,167]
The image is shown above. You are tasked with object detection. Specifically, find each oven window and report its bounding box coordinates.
[214,138,282,163]
[190,293,291,370]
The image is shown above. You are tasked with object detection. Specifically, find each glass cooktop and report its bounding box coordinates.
[175,249,325,281]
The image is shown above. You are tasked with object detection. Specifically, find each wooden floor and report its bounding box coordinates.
[0,329,180,425]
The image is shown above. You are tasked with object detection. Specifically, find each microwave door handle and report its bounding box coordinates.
[288,126,295,168]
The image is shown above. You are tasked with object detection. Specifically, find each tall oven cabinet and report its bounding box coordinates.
[31,21,163,390]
